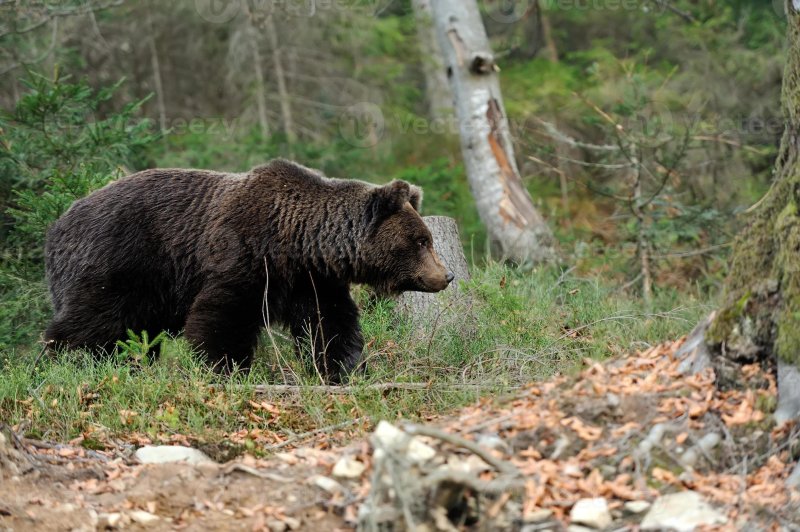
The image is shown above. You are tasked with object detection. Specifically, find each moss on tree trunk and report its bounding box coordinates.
[707,8,800,366]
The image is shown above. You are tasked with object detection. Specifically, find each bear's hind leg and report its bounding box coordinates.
[45,282,169,360]
[45,310,125,356]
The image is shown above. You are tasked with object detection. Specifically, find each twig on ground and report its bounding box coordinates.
[248,382,501,395]
[221,462,292,482]
[263,418,364,452]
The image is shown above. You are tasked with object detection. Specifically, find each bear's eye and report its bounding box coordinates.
[417,238,428,248]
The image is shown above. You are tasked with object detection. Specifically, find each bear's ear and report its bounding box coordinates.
[409,185,423,212]
[369,180,411,223]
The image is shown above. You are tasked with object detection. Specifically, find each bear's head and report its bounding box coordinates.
[362,180,454,294]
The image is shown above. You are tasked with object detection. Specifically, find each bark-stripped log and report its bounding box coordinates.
[430,0,555,264]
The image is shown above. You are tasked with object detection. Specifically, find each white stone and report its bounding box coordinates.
[567,526,597,532]
[332,456,366,479]
[311,475,345,494]
[282,516,301,529]
[98,512,123,528]
[570,498,611,529]
[266,518,287,532]
[641,491,727,531]
[475,433,509,453]
[623,500,651,514]
[786,462,800,489]
[134,445,214,465]
[407,436,436,463]
[129,510,160,525]
[371,421,436,463]
[373,420,406,448]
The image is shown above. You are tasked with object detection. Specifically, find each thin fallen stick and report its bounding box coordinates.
[263,418,364,452]
[247,382,507,395]
[401,422,520,476]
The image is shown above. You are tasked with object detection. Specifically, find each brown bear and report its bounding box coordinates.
[44,159,453,382]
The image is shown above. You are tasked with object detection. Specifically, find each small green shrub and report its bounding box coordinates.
[0,71,158,349]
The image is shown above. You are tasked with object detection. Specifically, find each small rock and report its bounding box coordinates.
[332,456,366,479]
[134,445,214,465]
[680,433,721,467]
[775,361,800,426]
[282,516,301,530]
[550,436,571,460]
[567,526,597,532]
[599,464,616,478]
[606,392,620,407]
[562,463,582,477]
[524,508,553,523]
[372,420,436,463]
[641,491,727,531]
[476,433,509,453]
[786,462,800,489]
[311,475,345,494]
[372,420,405,448]
[623,500,651,514]
[129,510,160,525]
[570,497,611,529]
[407,436,436,463]
[275,452,297,464]
[266,518,287,532]
[98,512,123,528]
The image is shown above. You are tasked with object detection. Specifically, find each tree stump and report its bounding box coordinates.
[397,216,471,327]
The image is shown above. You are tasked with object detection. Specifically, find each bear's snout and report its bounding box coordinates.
[414,248,453,292]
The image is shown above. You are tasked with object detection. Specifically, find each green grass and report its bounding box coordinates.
[0,263,711,451]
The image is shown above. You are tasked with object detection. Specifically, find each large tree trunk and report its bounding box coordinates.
[146,7,166,133]
[685,3,800,430]
[247,20,270,139]
[411,0,452,122]
[430,0,555,264]
[265,14,296,143]
[397,216,471,325]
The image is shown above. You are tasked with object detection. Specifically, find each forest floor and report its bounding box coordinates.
[1,338,799,531]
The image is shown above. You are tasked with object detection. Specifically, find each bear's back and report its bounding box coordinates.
[45,169,235,289]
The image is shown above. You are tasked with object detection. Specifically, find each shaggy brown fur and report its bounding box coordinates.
[44,159,453,382]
